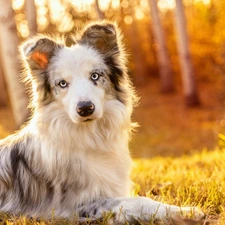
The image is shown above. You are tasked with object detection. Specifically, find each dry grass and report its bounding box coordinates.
[132,149,225,224]
[0,149,224,224]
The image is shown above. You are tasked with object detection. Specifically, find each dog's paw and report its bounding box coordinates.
[172,206,205,219]
[112,197,205,224]
[153,205,205,224]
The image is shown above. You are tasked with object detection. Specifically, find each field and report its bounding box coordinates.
[132,149,225,224]
[0,78,224,224]
[0,149,224,224]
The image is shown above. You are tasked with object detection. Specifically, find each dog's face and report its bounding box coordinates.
[48,45,108,123]
[21,22,130,124]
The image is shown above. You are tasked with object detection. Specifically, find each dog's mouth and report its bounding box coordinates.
[83,119,93,122]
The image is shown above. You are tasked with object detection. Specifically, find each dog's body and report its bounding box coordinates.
[0,22,203,223]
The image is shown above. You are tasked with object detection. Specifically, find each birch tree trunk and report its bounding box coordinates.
[0,0,29,126]
[174,0,200,106]
[0,62,8,107]
[95,0,105,20]
[149,0,174,93]
[25,0,37,36]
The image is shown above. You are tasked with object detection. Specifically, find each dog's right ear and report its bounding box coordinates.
[77,22,119,55]
[20,37,62,71]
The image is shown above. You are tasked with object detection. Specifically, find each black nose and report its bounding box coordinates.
[76,101,95,117]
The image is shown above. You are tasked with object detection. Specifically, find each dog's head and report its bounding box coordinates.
[21,22,135,124]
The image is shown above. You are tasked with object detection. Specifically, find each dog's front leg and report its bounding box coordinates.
[77,197,204,224]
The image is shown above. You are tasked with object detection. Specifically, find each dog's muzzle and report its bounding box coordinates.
[76,101,95,117]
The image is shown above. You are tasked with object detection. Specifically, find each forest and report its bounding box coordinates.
[0,0,225,224]
[0,0,224,156]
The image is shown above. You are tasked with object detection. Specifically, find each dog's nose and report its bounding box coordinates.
[76,101,95,117]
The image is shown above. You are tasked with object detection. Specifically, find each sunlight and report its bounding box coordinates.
[70,0,94,11]
[158,0,175,10]
[111,0,120,9]
[70,0,112,11]
[12,0,24,10]
[135,7,145,20]
[18,20,30,38]
[195,0,210,4]
[35,0,48,31]
[124,15,133,25]
[48,0,74,32]
[13,0,212,13]
[158,0,210,10]
[34,0,46,7]
[12,0,213,35]
[99,0,111,10]
[70,0,94,7]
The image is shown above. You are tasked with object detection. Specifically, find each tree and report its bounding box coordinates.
[94,0,105,20]
[148,0,174,93]
[0,0,29,126]
[174,0,200,106]
[24,0,37,36]
[0,62,7,107]
[120,0,148,85]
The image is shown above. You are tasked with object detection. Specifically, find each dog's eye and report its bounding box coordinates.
[91,72,100,81]
[58,80,68,88]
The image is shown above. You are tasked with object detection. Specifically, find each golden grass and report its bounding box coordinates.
[0,148,224,224]
[132,148,225,224]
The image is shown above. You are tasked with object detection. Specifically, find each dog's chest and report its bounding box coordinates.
[60,150,131,206]
[38,132,132,208]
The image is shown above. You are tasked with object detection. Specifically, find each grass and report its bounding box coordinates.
[132,148,225,224]
[0,148,224,224]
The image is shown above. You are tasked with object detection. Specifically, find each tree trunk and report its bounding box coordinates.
[24,0,37,36]
[129,20,148,85]
[94,0,105,20]
[0,0,29,126]
[121,0,148,85]
[148,0,174,93]
[0,62,8,107]
[174,0,200,106]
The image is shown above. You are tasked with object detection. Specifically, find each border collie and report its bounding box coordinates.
[0,21,203,223]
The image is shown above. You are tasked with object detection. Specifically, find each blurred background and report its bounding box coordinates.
[0,0,224,158]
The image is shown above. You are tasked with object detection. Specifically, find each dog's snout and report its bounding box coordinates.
[76,101,95,117]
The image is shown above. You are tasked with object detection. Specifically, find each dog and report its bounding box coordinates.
[0,21,204,223]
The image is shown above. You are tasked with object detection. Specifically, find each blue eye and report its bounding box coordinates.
[59,80,68,88]
[91,72,100,81]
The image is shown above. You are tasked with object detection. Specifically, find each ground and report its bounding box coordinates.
[132,77,224,158]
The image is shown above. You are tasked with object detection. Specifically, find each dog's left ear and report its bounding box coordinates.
[77,22,119,55]
[20,36,63,105]
[20,37,62,71]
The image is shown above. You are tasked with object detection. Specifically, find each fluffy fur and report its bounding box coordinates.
[0,21,203,223]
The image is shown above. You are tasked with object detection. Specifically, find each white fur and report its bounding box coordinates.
[50,45,107,123]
